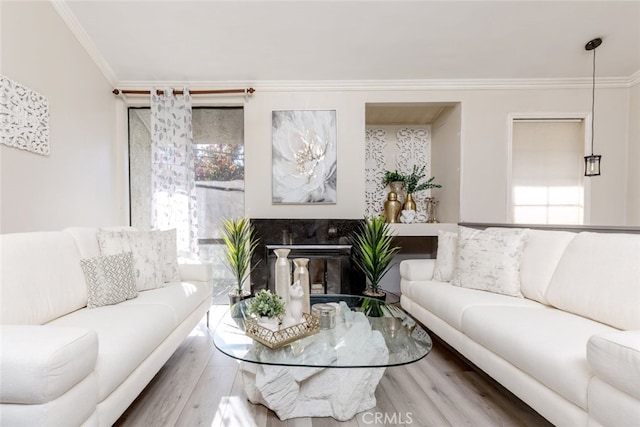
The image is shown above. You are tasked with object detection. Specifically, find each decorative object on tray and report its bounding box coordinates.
[282,281,304,328]
[351,215,401,299]
[311,303,337,329]
[273,248,291,304]
[383,192,401,223]
[292,258,311,313]
[221,217,259,304]
[247,289,286,331]
[245,312,320,349]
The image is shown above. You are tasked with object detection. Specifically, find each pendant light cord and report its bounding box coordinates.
[591,46,596,156]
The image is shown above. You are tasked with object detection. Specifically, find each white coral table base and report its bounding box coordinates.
[240,362,386,421]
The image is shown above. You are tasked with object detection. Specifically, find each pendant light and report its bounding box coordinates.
[584,37,602,177]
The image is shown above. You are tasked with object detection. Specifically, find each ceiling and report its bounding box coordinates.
[58,1,640,85]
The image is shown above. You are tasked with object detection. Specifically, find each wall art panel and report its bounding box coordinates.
[272,110,337,204]
[0,75,50,155]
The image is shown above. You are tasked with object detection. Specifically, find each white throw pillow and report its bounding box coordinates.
[432,230,457,282]
[98,229,164,291]
[81,252,138,308]
[451,226,528,297]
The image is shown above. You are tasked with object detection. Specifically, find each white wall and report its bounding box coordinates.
[1,1,121,233]
[627,82,640,225]
[431,104,461,223]
[243,86,630,225]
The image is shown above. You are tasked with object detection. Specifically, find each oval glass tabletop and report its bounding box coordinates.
[212,294,432,368]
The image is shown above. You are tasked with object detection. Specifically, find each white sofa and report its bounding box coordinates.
[400,226,640,427]
[0,227,213,427]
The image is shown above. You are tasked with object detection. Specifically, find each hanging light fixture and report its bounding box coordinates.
[584,37,602,177]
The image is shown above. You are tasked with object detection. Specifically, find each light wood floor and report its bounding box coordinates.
[114,305,553,427]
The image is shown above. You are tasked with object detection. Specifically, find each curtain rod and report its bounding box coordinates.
[112,87,255,96]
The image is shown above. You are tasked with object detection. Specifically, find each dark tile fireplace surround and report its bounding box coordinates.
[249,219,366,295]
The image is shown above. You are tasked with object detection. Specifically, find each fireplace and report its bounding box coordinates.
[250,219,365,295]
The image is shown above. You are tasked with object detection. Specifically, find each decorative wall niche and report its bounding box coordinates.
[0,76,50,155]
[364,125,432,218]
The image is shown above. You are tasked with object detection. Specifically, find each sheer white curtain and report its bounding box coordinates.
[150,87,198,258]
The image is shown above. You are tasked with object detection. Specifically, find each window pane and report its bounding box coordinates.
[513,206,548,224]
[513,186,548,205]
[511,120,585,225]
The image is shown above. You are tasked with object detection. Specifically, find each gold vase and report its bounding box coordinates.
[403,193,416,211]
[384,191,402,223]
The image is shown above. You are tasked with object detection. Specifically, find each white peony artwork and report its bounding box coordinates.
[272,110,337,204]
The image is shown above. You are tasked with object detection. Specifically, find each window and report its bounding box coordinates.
[128,107,244,279]
[510,118,586,225]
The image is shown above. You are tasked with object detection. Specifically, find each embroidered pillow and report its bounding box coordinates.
[81,252,138,308]
[451,226,528,297]
[432,230,458,282]
[98,229,164,291]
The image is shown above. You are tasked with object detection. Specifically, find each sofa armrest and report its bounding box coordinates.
[0,325,98,404]
[587,330,640,400]
[399,259,436,281]
[178,262,213,282]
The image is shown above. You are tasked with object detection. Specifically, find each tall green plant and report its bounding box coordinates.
[351,216,400,295]
[221,217,259,295]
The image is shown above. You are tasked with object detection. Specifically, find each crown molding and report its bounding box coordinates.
[630,70,640,87]
[50,0,118,86]
[115,77,633,93]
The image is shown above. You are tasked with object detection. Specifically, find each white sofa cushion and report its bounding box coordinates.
[47,303,176,401]
[462,305,616,410]
[546,232,640,330]
[0,325,98,404]
[81,252,138,308]
[123,281,212,324]
[408,280,544,330]
[0,232,87,325]
[518,229,576,305]
[432,230,457,282]
[587,331,640,401]
[451,226,528,297]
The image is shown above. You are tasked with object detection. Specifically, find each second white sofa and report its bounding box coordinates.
[400,226,640,427]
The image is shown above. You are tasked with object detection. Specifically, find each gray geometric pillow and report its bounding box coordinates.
[81,252,138,309]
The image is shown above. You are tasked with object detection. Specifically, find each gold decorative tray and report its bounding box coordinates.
[245,313,320,349]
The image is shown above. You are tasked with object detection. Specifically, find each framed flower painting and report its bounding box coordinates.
[272,110,337,204]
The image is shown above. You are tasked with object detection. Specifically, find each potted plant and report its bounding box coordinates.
[220,217,260,304]
[402,165,441,211]
[248,289,286,331]
[351,215,401,299]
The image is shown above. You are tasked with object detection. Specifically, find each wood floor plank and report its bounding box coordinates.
[114,306,552,427]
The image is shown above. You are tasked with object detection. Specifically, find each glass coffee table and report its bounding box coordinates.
[213,294,432,421]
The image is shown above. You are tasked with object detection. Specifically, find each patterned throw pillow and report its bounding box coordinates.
[432,230,458,282]
[97,229,181,290]
[451,226,528,297]
[81,252,138,309]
